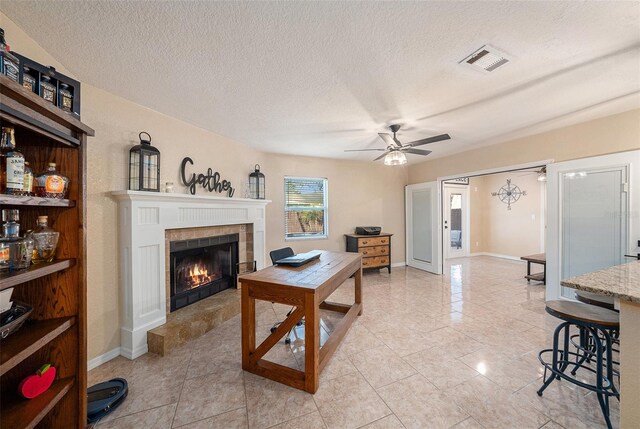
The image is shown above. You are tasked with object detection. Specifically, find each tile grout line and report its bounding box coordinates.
[172,406,246,429]
[170,350,194,428]
[351,364,398,427]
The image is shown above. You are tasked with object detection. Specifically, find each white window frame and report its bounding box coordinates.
[284,176,329,241]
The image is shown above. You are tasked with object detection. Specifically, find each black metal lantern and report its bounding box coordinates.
[249,164,265,199]
[129,132,160,192]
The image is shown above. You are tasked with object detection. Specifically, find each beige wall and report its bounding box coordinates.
[2,13,407,361]
[469,173,544,258]
[469,178,486,253]
[409,109,640,184]
[81,85,265,358]
[262,153,407,258]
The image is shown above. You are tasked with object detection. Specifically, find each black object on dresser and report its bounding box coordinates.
[345,233,392,273]
[355,226,381,235]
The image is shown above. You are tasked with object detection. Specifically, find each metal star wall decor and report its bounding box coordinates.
[491,179,527,210]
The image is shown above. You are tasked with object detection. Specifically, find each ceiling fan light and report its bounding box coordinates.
[384,151,407,166]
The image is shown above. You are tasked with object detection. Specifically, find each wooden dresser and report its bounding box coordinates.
[345,233,392,273]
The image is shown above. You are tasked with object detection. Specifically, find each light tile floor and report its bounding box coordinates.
[90,256,619,428]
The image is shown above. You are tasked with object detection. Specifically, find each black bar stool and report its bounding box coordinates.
[573,290,620,370]
[575,290,617,311]
[538,300,620,429]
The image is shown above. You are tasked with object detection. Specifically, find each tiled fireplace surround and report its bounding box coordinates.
[113,191,270,359]
[163,224,253,314]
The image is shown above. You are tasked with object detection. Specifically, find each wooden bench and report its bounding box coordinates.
[520,253,546,284]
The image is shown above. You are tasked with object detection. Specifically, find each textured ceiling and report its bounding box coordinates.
[2,1,639,163]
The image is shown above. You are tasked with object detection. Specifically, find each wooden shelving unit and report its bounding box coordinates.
[0,259,76,291]
[1,317,76,376]
[0,74,93,428]
[0,194,76,208]
[1,377,74,429]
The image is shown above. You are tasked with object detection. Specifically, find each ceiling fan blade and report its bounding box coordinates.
[344,149,386,152]
[403,148,432,156]
[406,133,451,147]
[378,133,399,147]
[373,151,390,161]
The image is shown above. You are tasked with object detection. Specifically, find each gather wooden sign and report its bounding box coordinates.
[180,157,235,197]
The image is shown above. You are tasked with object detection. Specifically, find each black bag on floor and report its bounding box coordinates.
[87,377,128,424]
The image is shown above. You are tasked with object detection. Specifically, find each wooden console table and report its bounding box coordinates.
[520,253,546,284]
[239,250,362,393]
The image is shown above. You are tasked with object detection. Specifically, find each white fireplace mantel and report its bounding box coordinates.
[112,190,271,359]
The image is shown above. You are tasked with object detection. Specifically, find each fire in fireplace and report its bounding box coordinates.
[187,263,214,288]
[170,233,239,311]
[176,259,217,293]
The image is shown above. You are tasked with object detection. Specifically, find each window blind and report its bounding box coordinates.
[284,177,328,238]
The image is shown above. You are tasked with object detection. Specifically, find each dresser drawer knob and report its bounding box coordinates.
[362,251,368,255]
[381,249,386,253]
[362,241,368,245]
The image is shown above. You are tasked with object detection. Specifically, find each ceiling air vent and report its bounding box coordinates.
[460,44,511,73]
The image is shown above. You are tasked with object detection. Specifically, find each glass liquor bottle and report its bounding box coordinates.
[2,209,20,238]
[40,76,56,105]
[36,163,69,198]
[21,161,34,196]
[0,28,19,82]
[31,216,59,264]
[59,83,73,113]
[22,66,37,93]
[0,209,33,271]
[0,209,19,272]
[1,126,25,195]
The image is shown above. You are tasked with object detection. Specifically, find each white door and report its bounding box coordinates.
[406,182,441,274]
[444,185,469,259]
[547,150,640,301]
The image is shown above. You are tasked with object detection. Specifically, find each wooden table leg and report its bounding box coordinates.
[355,265,363,316]
[241,283,255,371]
[304,292,319,393]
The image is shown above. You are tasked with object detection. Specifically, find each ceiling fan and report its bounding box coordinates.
[345,124,451,165]
[517,166,547,182]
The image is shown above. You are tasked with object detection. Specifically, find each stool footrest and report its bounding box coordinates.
[538,309,620,429]
[538,349,618,395]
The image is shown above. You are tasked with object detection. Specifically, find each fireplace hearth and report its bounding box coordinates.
[170,233,239,311]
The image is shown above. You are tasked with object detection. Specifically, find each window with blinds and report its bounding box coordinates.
[284,176,328,239]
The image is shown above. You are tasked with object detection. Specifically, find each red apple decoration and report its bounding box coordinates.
[18,364,56,399]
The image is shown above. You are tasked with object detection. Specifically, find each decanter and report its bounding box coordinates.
[31,216,59,264]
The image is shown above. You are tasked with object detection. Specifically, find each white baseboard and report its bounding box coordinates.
[470,252,523,262]
[120,344,148,360]
[88,347,122,371]
[391,262,406,268]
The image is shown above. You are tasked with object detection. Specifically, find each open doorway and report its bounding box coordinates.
[440,163,547,270]
[468,170,545,260]
[443,183,470,259]
[406,161,549,275]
